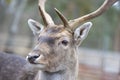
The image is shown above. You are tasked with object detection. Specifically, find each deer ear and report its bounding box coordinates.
[74,22,92,46]
[28,19,44,35]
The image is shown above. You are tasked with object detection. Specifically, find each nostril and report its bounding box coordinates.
[27,55,40,64]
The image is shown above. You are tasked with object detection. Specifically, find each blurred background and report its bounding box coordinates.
[0,0,120,80]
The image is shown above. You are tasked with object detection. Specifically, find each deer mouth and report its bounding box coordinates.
[30,62,46,68]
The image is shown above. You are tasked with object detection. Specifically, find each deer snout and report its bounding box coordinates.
[26,54,40,64]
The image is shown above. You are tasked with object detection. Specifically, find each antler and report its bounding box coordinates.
[38,0,54,26]
[69,0,118,31]
[38,0,118,30]
[54,8,69,28]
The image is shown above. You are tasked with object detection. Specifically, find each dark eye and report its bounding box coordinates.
[61,40,68,46]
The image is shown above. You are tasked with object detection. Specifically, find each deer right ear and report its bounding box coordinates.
[74,22,92,46]
[28,19,44,36]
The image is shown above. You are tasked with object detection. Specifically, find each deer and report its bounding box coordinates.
[26,0,118,80]
[0,0,118,80]
[0,52,38,80]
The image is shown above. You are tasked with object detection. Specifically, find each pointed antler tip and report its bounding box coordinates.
[54,8,59,12]
[54,8,57,10]
[54,8,70,28]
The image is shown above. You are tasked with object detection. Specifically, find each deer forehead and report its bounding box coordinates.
[39,26,73,41]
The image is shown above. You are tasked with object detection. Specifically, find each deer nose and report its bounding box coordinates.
[27,54,40,64]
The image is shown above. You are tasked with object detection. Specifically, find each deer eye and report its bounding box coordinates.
[61,40,68,46]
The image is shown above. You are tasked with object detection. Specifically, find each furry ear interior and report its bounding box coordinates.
[28,19,44,35]
[74,22,92,46]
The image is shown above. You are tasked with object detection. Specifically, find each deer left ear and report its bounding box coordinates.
[74,22,92,46]
[28,19,44,36]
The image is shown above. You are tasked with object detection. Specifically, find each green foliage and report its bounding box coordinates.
[1,0,119,52]
[5,0,11,3]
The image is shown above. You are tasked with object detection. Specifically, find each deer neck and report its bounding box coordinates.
[36,67,78,80]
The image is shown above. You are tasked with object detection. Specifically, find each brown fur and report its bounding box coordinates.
[28,26,79,80]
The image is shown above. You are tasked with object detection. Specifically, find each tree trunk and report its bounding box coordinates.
[4,0,27,53]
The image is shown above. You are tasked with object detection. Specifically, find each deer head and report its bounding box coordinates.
[26,0,118,73]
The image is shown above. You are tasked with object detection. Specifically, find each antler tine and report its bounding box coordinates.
[38,0,55,26]
[69,0,118,31]
[54,8,69,28]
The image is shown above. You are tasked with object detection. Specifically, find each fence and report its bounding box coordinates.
[0,32,32,56]
[78,48,120,80]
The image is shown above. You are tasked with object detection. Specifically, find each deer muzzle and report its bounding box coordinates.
[27,54,40,64]
[26,52,48,65]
